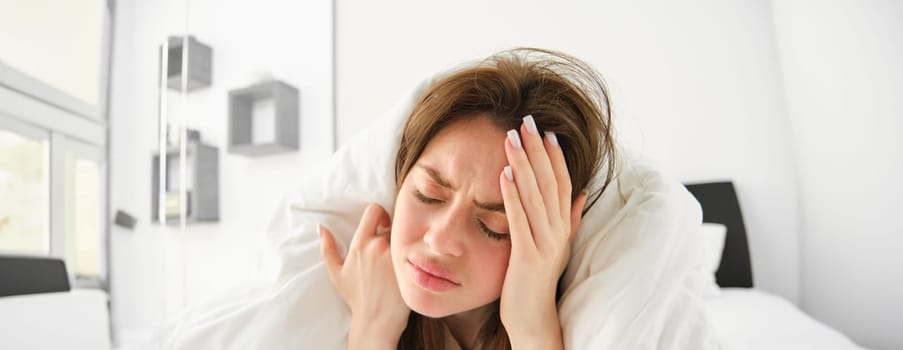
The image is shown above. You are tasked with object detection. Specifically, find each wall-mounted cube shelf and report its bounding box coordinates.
[165,35,212,91]
[227,80,299,156]
[151,139,219,225]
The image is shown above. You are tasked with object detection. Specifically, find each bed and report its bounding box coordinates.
[685,182,867,350]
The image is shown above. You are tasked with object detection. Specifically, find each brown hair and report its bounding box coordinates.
[394,48,616,349]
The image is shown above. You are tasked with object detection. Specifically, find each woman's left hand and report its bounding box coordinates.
[498,116,588,346]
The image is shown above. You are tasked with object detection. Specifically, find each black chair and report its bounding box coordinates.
[0,255,71,297]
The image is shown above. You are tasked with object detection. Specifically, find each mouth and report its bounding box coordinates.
[407,257,460,292]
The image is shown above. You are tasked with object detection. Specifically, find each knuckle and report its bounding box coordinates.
[561,182,573,194]
[524,188,543,205]
[373,237,390,251]
[542,178,559,194]
[365,237,389,254]
[365,203,381,216]
[559,175,574,192]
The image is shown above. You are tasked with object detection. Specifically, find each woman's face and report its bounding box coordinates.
[391,115,511,318]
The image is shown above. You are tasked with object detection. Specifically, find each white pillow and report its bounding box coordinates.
[698,222,727,297]
[159,77,718,349]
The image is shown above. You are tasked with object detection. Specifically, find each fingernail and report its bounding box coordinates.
[504,165,513,181]
[377,225,390,235]
[523,115,538,135]
[545,131,559,147]
[507,129,522,149]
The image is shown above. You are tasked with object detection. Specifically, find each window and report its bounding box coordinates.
[0,0,109,117]
[0,117,50,255]
[0,0,111,288]
[0,112,109,284]
[63,139,105,279]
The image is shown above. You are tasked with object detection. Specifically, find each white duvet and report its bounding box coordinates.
[149,79,718,349]
[706,289,867,350]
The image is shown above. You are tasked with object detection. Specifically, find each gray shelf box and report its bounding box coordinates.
[166,35,212,91]
[228,80,299,156]
[151,141,219,225]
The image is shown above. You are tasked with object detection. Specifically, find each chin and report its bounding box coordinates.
[411,305,454,319]
[400,289,457,318]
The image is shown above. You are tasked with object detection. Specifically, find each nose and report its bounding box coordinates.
[423,207,466,257]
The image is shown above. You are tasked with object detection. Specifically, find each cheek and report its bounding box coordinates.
[390,195,423,251]
[473,244,511,292]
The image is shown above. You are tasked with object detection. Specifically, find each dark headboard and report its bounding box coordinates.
[685,181,754,288]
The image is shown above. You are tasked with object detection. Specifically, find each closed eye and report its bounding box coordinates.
[414,190,443,204]
[477,220,508,241]
[416,190,508,241]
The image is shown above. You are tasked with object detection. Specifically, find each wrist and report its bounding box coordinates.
[505,302,563,349]
[348,316,404,349]
[508,320,563,350]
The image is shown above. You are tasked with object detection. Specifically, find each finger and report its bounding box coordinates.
[500,165,536,251]
[520,115,561,226]
[377,211,392,236]
[319,224,343,281]
[352,204,391,250]
[505,129,551,240]
[569,191,588,242]
[544,131,573,226]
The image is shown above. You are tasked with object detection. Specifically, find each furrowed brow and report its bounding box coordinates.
[418,165,456,190]
[475,200,505,214]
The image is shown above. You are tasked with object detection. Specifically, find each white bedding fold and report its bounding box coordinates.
[557,155,718,349]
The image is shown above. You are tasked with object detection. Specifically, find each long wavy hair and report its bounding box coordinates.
[394,48,616,349]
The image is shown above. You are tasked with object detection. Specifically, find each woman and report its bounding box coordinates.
[319,48,616,349]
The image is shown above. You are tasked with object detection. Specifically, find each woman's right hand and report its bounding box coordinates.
[319,204,410,348]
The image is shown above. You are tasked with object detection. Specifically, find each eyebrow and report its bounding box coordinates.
[418,165,506,214]
[475,200,506,214]
[419,165,456,190]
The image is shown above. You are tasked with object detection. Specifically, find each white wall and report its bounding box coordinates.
[771,1,903,349]
[336,0,801,303]
[108,0,333,336]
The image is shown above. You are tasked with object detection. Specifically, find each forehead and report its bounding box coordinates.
[416,116,508,187]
